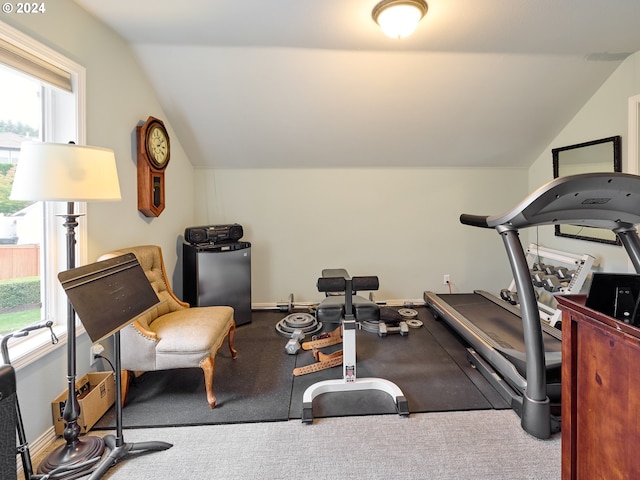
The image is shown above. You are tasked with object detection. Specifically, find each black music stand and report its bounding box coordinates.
[58,253,173,480]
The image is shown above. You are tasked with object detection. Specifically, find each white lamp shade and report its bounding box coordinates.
[373,1,427,39]
[10,141,121,202]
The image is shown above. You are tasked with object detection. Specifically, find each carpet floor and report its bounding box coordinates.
[94,307,508,429]
[35,410,561,480]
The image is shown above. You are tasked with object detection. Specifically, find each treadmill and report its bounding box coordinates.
[424,172,640,439]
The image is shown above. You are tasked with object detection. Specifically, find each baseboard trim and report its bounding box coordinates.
[17,426,57,475]
[252,299,425,310]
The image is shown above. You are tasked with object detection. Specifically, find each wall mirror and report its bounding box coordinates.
[552,135,622,245]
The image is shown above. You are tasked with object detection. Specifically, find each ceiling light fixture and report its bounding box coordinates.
[372,0,428,39]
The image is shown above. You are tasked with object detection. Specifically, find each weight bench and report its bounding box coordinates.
[316,269,380,324]
[301,268,409,423]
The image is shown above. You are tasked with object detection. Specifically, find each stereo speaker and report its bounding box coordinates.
[185,223,243,245]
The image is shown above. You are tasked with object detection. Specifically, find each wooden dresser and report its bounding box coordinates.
[557,294,640,480]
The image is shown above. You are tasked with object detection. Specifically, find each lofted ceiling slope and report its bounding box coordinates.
[74,0,640,169]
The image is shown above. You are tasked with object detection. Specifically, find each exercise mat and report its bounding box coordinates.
[94,311,297,429]
[289,308,507,419]
[94,309,507,429]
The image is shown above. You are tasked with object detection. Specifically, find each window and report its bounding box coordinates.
[0,21,86,367]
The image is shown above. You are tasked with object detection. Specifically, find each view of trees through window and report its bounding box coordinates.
[0,65,44,335]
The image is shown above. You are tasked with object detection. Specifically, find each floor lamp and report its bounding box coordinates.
[10,141,121,475]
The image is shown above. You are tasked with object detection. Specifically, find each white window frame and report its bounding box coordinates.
[0,20,87,369]
[628,94,640,176]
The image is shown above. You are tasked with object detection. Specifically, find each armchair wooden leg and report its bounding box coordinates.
[120,370,130,408]
[201,356,217,409]
[228,323,238,359]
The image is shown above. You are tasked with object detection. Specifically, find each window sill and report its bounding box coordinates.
[7,324,86,371]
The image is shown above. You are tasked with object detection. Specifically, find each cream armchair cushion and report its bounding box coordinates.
[98,245,237,408]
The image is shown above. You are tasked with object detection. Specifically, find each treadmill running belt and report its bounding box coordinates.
[435,293,561,355]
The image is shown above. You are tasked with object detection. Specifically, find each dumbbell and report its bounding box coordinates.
[532,271,551,287]
[555,267,576,280]
[284,329,305,354]
[532,262,546,272]
[500,289,519,305]
[378,321,409,337]
[543,276,568,293]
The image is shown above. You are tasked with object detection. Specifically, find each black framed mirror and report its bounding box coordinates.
[552,135,622,245]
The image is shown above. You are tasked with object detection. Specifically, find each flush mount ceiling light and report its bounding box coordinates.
[372,0,428,39]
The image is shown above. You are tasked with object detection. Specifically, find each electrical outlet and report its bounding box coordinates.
[443,274,450,285]
[89,343,104,366]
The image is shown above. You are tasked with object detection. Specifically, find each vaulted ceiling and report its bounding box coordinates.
[74,0,640,169]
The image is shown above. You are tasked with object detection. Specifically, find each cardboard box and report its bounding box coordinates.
[51,371,115,436]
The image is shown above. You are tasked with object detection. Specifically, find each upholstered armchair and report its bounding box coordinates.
[98,245,237,408]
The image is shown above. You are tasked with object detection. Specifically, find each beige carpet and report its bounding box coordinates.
[32,410,561,479]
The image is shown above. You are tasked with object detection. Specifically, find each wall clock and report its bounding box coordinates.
[137,116,170,217]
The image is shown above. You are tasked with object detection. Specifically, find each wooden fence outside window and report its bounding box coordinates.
[0,244,40,280]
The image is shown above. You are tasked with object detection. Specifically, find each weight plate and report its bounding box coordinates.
[398,308,418,318]
[275,314,323,338]
[283,313,315,329]
[360,320,380,334]
[406,319,423,328]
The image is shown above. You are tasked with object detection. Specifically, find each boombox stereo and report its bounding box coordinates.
[184,223,244,245]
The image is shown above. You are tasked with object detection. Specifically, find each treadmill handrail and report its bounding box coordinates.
[464,172,640,231]
[459,214,490,228]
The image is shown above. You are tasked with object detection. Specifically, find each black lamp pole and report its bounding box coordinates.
[37,202,104,475]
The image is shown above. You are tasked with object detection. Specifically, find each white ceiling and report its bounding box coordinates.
[74,0,640,169]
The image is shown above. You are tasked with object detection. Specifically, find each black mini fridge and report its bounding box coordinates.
[183,241,252,325]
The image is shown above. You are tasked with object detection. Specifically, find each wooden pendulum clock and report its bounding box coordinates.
[137,116,170,217]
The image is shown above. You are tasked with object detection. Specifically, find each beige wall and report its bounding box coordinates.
[527,50,640,275]
[194,167,528,303]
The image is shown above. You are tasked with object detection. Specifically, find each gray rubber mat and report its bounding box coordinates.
[93,308,507,429]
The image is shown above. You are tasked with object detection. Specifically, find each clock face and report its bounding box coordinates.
[147,124,169,168]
